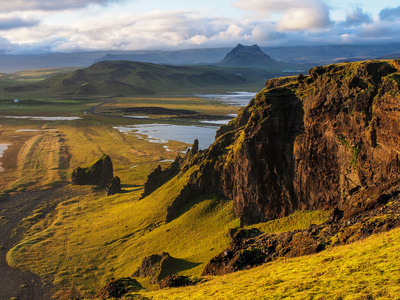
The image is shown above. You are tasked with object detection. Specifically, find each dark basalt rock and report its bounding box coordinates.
[158,275,196,289]
[106,176,122,196]
[135,252,174,284]
[71,154,113,187]
[326,207,344,224]
[140,157,182,199]
[97,277,142,300]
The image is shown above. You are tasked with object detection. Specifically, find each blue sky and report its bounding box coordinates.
[0,0,398,53]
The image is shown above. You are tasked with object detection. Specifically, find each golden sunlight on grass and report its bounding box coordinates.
[141,227,400,299]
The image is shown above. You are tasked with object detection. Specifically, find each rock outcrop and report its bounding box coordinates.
[134,252,174,284]
[97,277,142,299]
[71,154,113,186]
[106,176,121,196]
[141,60,400,227]
[140,158,182,199]
[158,275,197,289]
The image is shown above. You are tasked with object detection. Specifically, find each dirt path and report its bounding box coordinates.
[0,190,57,300]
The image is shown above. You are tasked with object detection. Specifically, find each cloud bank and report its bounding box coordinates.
[233,0,331,31]
[0,1,398,53]
[0,0,124,11]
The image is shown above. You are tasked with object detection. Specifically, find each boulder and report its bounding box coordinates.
[158,275,196,289]
[97,277,142,300]
[106,176,121,196]
[135,252,174,284]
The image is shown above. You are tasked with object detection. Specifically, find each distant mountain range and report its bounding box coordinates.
[3,60,250,96]
[0,43,399,73]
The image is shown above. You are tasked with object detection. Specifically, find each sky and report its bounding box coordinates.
[0,0,399,53]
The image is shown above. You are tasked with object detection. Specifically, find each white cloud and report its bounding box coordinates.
[233,0,331,31]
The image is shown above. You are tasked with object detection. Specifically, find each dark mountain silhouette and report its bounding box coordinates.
[217,44,279,67]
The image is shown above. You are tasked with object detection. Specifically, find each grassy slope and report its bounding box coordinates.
[0,61,279,98]
[142,227,400,299]
[7,181,330,298]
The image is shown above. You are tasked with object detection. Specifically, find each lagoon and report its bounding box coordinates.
[114,92,255,151]
[196,91,256,107]
[114,124,220,150]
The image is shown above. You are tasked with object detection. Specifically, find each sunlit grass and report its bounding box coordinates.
[7,167,239,297]
[248,210,331,234]
[140,227,400,299]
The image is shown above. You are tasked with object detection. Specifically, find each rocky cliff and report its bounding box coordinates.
[144,60,400,226]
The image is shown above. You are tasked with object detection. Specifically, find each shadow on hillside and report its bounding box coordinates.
[160,257,201,280]
[120,184,143,193]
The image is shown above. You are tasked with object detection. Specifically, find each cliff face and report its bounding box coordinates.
[147,60,400,226]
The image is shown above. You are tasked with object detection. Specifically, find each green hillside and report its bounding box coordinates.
[1,60,310,98]
[2,61,255,96]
